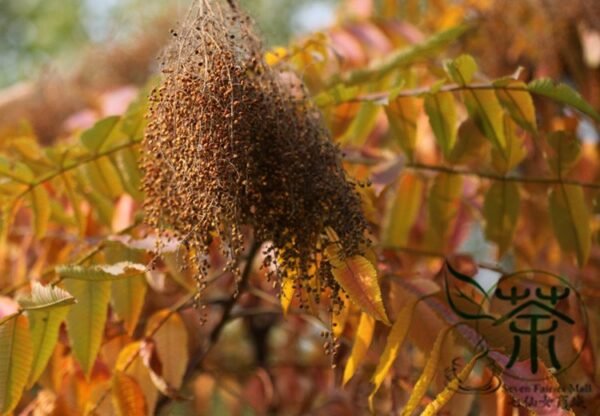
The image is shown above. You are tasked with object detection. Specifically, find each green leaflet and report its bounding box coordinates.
[424,91,457,158]
[548,184,591,267]
[528,78,600,123]
[18,282,75,311]
[58,262,146,281]
[385,96,419,158]
[546,131,581,176]
[0,314,33,414]
[483,181,520,256]
[64,279,111,378]
[426,173,463,251]
[494,80,537,132]
[80,116,121,153]
[26,306,71,387]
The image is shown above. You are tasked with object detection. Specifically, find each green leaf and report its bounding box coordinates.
[314,84,360,107]
[483,181,520,256]
[60,172,86,235]
[494,80,537,132]
[58,262,146,281]
[30,185,51,240]
[447,119,490,165]
[548,184,591,267]
[115,148,143,201]
[426,173,463,251]
[528,78,600,122]
[26,305,71,387]
[0,314,33,414]
[64,279,111,378]
[345,25,470,86]
[385,96,419,158]
[19,282,76,311]
[491,114,526,174]
[546,131,581,175]
[81,116,121,153]
[464,88,507,152]
[0,157,34,184]
[84,157,124,200]
[383,172,423,246]
[424,92,457,158]
[84,190,115,227]
[339,101,380,145]
[112,274,147,335]
[444,54,478,85]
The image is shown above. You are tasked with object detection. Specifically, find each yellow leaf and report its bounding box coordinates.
[546,131,581,176]
[421,350,486,416]
[494,80,537,132]
[0,314,33,414]
[280,274,295,316]
[368,298,419,411]
[401,325,454,416]
[383,172,423,246]
[483,181,520,256]
[64,279,111,378]
[112,274,147,335]
[424,92,457,158]
[61,172,86,235]
[112,371,148,416]
[146,310,189,390]
[491,114,526,174]
[115,342,158,415]
[30,185,51,240]
[464,88,507,153]
[332,296,351,339]
[548,184,591,266]
[26,306,71,387]
[326,247,390,325]
[385,96,419,158]
[265,46,288,66]
[342,313,375,385]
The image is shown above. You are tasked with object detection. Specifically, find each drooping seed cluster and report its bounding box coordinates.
[142,0,369,305]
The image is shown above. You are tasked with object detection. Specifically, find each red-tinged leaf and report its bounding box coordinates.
[385,96,419,158]
[546,131,581,176]
[426,173,463,251]
[112,371,148,416]
[115,342,158,415]
[343,312,375,385]
[326,247,390,325]
[140,339,187,400]
[424,91,457,158]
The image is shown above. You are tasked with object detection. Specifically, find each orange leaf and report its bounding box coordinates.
[326,246,390,325]
[112,371,147,416]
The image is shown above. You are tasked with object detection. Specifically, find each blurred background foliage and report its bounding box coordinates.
[0,0,337,87]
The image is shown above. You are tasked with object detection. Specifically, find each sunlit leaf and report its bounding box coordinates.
[19,282,75,311]
[369,298,419,411]
[112,371,148,416]
[30,185,51,240]
[483,181,520,256]
[326,245,390,325]
[345,25,470,86]
[314,84,360,107]
[280,274,295,316]
[447,119,490,165]
[115,342,158,415]
[528,78,600,122]
[401,324,454,416]
[424,91,457,158]
[421,350,486,415]
[463,88,507,152]
[383,172,424,246]
[548,184,591,266]
[494,80,537,132]
[444,54,478,85]
[385,96,419,158]
[0,157,34,184]
[81,116,121,153]
[85,157,124,200]
[58,262,146,281]
[115,148,143,201]
[546,131,581,175]
[84,189,115,226]
[491,114,526,174]
[343,312,375,385]
[146,310,189,390]
[26,304,71,387]
[338,101,380,146]
[60,171,86,235]
[64,279,111,378]
[112,273,147,335]
[0,314,33,415]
